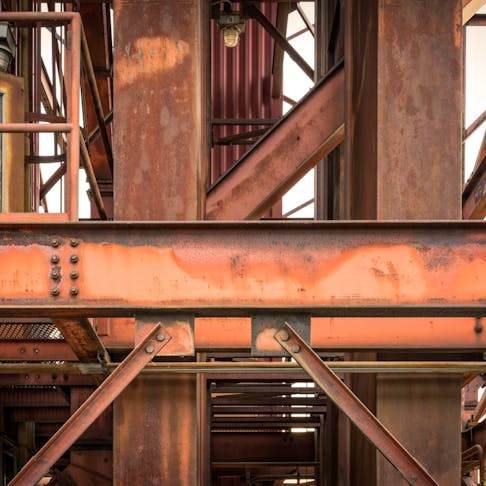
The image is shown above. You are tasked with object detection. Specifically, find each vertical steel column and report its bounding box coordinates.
[113,0,208,220]
[344,1,463,484]
[112,1,208,483]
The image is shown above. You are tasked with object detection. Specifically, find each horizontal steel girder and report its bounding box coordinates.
[0,221,484,317]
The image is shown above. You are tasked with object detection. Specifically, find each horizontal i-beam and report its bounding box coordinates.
[0,221,484,317]
[206,62,344,220]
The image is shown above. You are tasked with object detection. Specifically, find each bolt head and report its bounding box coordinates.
[475,318,483,334]
[70,287,79,296]
[51,238,60,248]
[50,269,60,280]
[156,333,165,342]
[51,255,59,264]
[50,287,60,296]
[145,345,155,354]
[70,255,79,264]
[290,344,301,353]
[70,270,79,280]
[34,348,39,353]
[279,330,290,342]
[70,238,79,247]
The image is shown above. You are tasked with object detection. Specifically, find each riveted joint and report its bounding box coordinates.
[50,287,60,297]
[278,330,290,342]
[290,344,301,354]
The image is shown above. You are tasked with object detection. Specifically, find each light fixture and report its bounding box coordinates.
[217,8,245,48]
[0,22,15,72]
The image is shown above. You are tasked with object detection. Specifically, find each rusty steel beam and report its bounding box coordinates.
[0,389,69,407]
[0,340,77,361]
[247,3,314,80]
[206,62,344,220]
[9,407,70,423]
[0,373,94,387]
[0,221,484,317]
[101,316,486,351]
[463,0,486,23]
[275,324,439,486]
[53,318,109,363]
[8,324,170,486]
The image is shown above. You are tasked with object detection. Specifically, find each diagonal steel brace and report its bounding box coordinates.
[8,323,171,486]
[274,322,439,486]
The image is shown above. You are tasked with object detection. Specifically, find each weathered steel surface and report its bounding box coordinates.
[346,0,462,220]
[275,324,439,486]
[377,375,461,486]
[463,149,486,219]
[8,324,169,486]
[0,340,77,361]
[211,3,281,180]
[0,389,68,407]
[207,63,344,220]
[113,0,208,220]
[100,316,486,351]
[136,314,195,356]
[0,221,484,316]
[114,374,197,485]
[53,318,108,363]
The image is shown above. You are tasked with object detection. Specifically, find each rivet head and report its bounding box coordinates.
[51,238,60,248]
[70,287,79,296]
[70,238,79,247]
[70,255,79,264]
[51,255,59,264]
[156,333,165,342]
[279,330,290,342]
[70,270,79,280]
[50,269,60,280]
[34,348,39,353]
[50,287,60,297]
[290,344,301,353]
[145,345,155,354]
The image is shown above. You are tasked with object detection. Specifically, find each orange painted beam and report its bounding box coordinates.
[100,317,486,351]
[0,221,484,317]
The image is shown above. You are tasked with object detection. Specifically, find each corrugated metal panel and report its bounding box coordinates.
[211,2,282,183]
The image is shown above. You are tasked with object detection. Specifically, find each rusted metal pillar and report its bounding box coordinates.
[345,1,462,484]
[113,0,208,484]
[113,0,208,220]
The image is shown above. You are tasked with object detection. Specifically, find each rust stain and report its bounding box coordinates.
[117,36,189,87]
[254,327,281,352]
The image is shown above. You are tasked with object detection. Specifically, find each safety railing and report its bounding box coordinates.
[0,11,108,222]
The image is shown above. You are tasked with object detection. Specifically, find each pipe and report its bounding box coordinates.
[0,361,484,375]
[80,135,108,220]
